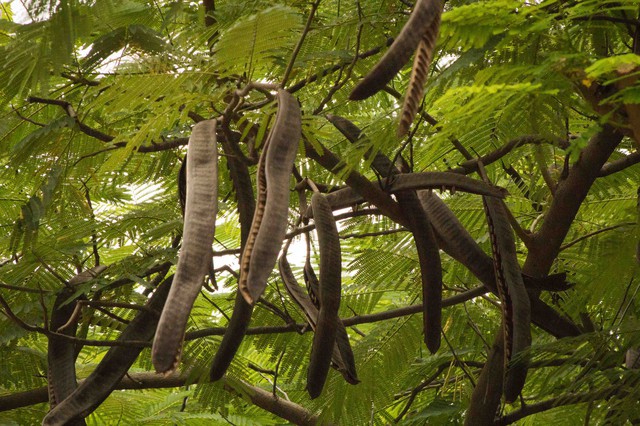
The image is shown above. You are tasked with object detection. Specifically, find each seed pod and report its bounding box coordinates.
[397,192,442,353]
[477,162,531,403]
[464,330,504,426]
[47,266,106,418]
[398,6,441,136]
[278,255,358,384]
[387,172,508,198]
[350,0,442,101]
[209,292,254,381]
[43,276,173,426]
[306,192,342,398]
[152,120,218,374]
[239,89,301,305]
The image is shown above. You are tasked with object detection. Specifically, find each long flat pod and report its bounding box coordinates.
[397,3,442,136]
[152,119,218,374]
[278,255,358,384]
[47,287,83,415]
[350,0,442,101]
[209,293,254,381]
[397,192,442,353]
[209,133,257,382]
[47,265,107,415]
[464,329,505,426]
[303,251,358,384]
[306,192,342,398]
[327,114,442,352]
[482,195,531,402]
[388,172,508,198]
[239,89,301,305]
[43,276,173,426]
[478,164,531,403]
[305,173,506,218]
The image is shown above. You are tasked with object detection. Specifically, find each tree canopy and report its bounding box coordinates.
[1,0,639,424]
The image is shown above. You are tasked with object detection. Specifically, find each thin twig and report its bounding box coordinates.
[288,39,394,93]
[0,282,50,294]
[560,222,635,251]
[394,364,448,422]
[0,293,40,332]
[339,228,408,239]
[281,0,322,88]
[500,200,534,248]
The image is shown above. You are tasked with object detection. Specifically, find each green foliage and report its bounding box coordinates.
[0,0,639,424]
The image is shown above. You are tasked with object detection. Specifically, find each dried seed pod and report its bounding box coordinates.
[397,7,441,136]
[305,172,507,218]
[43,276,173,426]
[350,0,442,101]
[387,172,508,198]
[279,255,358,384]
[209,292,254,381]
[464,331,505,426]
[239,89,301,305]
[47,266,106,417]
[152,120,218,374]
[398,193,442,353]
[306,192,342,398]
[477,162,531,403]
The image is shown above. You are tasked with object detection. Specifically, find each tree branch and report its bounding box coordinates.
[0,372,323,425]
[524,125,624,276]
[497,379,630,425]
[560,222,636,251]
[598,151,640,176]
[287,38,394,93]
[303,139,408,226]
[450,135,570,175]
[26,96,191,153]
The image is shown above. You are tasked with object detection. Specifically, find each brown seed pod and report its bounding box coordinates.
[43,276,173,426]
[397,8,441,137]
[477,162,531,403]
[464,331,505,426]
[398,192,442,353]
[209,292,254,381]
[350,0,442,101]
[47,266,107,416]
[278,255,358,384]
[306,192,342,398]
[239,89,301,305]
[152,119,218,374]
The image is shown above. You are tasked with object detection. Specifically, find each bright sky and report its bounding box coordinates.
[8,1,30,24]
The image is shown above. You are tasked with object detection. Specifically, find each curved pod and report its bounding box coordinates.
[47,265,107,415]
[239,90,301,305]
[306,192,342,398]
[350,0,442,101]
[482,195,531,402]
[397,7,442,136]
[152,120,218,374]
[43,276,173,425]
[278,256,358,384]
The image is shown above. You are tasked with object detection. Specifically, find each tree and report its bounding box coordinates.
[0,0,639,424]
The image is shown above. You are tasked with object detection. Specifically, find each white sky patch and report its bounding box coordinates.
[8,1,31,24]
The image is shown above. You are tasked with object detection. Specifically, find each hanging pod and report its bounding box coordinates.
[238,89,301,305]
[350,0,443,136]
[305,192,344,398]
[210,89,301,381]
[152,119,218,374]
[477,162,531,403]
[278,255,359,386]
